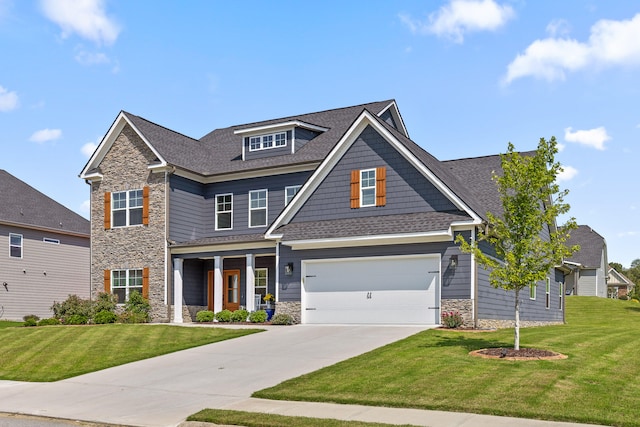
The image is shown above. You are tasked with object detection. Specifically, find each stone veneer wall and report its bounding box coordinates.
[276,301,301,324]
[441,299,473,327]
[90,124,169,322]
[477,319,564,329]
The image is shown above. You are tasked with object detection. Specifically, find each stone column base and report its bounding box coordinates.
[275,301,301,324]
[441,299,473,327]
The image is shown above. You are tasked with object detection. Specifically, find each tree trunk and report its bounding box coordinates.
[514,288,520,350]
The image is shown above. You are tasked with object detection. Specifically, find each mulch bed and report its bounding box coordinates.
[470,348,568,360]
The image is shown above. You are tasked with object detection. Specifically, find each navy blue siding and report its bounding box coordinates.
[182,259,206,305]
[169,171,312,243]
[279,237,471,302]
[379,109,398,130]
[291,125,456,223]
[294,128,319,152]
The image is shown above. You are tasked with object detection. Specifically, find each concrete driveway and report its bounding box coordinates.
[0,325,426,427]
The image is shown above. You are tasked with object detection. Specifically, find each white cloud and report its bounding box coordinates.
[0,85,18,112]
[81,141,98,157]
[29,128,62,143]
[556,165,578,182]
[80,199,91,214]
[556,142,566,152]
[617,231,639,237]
[400,0,514,43]
[546,19,571,37]
[40,0,120,46]
[564,126,611,150]
[505,13,640,84]
[75,50,110,65]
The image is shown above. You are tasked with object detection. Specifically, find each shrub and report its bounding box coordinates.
[37,318,61,326]
[64,314,88,325]
[123,291,151,323]
[619,295,629,301]
[248,310,268,323]
[270,313,294,325]
[52,294,92,320]
[215,309,232,322]
[441,311,464,328]
[23,315,38,327]
[118,312,149,324]
[196,310,215,322]
[92,292,117,316]
[94,310,117,324]
[231,309,249,322]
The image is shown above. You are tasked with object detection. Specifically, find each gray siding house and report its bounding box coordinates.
[0,170,90,320]
[564,225,608,298]
[80,100,565,327]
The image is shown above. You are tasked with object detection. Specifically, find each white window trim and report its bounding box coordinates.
[285,185,302,206]
[255,267,268,296]
[360,168,376,208]
[530,283,537,300]
[111,269,143,303]
[112,189,144,228]
[559,282,564,310]
[248,189,268,228]
[43,238,60,245]
[545,277,551,309]
[248,132,287,152]
[9,233,22,259]
[215,193,233,230]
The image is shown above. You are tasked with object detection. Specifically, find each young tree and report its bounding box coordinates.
[456,136,578,350]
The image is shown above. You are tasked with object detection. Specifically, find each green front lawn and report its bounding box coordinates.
[254,297,640,427]
[0,324,261,381]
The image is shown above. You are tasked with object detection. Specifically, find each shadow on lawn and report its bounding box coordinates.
[624,305,640,313]
[420,333,511,352]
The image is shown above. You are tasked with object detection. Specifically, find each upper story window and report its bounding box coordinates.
[113,189,143,227]
[249,132,287,151]
[285,185,301,206]
[350,167,386,209]
[249,189,268,227]
[216,194,233,230]
[9,233,22,258]
[105,187,149,229]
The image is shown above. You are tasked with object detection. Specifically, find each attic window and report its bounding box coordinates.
[249,132,286,151]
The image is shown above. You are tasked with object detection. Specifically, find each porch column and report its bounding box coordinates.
[246,254,255,311]
[214,256,223,314]
[173,258,184,323]
[275,242,280,302]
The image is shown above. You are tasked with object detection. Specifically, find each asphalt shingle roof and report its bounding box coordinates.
[0,170,90,236]
[565,225,606,268]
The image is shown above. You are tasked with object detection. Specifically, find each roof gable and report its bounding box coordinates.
[0,170,89,236]
[565,225,607,268]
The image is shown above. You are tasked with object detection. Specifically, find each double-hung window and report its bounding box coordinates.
[112,189,143,227]
[559,282,564,309]
[360,169,376,207]
[530,283,537,300]
[111,269,143,303]
[545,278,551,309]
[215,194,233,230]
[285,185,301,206]
[255,268,268,301]
[9,233,22,258]
[249,132,286,151]
[249,189,268,227]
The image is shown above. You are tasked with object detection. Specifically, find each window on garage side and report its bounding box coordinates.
[350,167,386,208]
[545,277,551,309]
[249,189,267,227]
[559,282,563,309]
[530,283,536,300]
[9,233,22,258]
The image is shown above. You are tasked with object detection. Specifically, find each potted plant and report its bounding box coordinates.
[263,293,275,321]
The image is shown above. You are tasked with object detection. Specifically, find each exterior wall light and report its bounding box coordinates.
[285,262,294,276]
[450,255,458,270]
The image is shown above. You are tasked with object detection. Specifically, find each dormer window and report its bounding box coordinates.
[249,132,287,151]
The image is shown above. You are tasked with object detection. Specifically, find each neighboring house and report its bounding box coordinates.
[607,266,635,299]
[80,100,565,327]
[564,225,608,298]
[0,170,90,320]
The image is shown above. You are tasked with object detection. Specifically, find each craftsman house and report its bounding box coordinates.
[0,170,90,320]
[80,100,565,327]
[564,225,608,298]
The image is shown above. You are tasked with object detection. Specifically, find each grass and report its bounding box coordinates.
[254,297,640,427]
[188,409,417,427]
[0,324,261,381]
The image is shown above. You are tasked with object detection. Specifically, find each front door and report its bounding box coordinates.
[223,269,240,311]
[207,270,214,311]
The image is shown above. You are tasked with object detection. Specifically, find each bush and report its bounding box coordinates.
[52,294,92,321]
[123,291,151,323]
[37,318,61,326]
[441,311,464,328]
[270,313,294,325]
[64,314,88,325]
[231,309,249,322]
[23,317,38,327]
[248,310,268,323]
[215,309,232,322]
[92,292,117,316]
[619,295,629,301]
[118,312,149,324]
[196,310,215,322]
[94,310,117,324]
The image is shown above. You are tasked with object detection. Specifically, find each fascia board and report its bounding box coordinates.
[170,241,276,254]
[172,162,319,184]
[234,121,329,135]
[284,230,454,250]
[378,101,409,138]
[0,220,90,238]
[79,112,167,179]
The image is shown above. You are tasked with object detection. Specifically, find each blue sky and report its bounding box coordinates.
[0,0,638,267]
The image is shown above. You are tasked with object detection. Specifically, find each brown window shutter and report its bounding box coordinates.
[104,270,111,293]
[376,167,386,207]
[142,267,149,299]
[350,170,360,209]
[142,186,150,225]
[104,192,111,229]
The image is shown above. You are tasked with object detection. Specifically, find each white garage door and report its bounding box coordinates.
[302,254,440,325]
